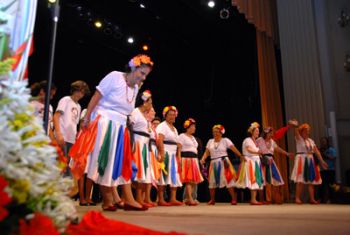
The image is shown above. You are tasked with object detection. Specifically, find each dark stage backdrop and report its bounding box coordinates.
[29,0,262,202]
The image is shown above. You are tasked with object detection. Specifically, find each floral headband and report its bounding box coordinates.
[128,54,154,68]
[141,90,152,101]
[248,122,260,133]
[298,123,310,132]
[263,126,274,134]
[162,106,178,117]
[212,124,225,134]
[183,118,196,129]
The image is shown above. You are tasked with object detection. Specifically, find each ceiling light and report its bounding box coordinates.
[208,1,215,8]
[140,3,146,9]
[94,20,102,28]
[127,37,134,44]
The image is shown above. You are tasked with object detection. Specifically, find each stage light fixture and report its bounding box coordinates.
[127,37,134,44]
[208,1,215,8]
[220,8,230,19]
[142,45,149,51]
[94,20,102,28]
[113,25,123,39]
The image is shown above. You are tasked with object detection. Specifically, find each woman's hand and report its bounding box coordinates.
[56,133,65,147]
[82,118,90,129]
[321,160,328,170]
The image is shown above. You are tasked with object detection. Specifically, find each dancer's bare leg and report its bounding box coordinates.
[157,186,166,204]
[100,185,113,208]
[122,184,142,208]
[85,177,94,204]
[144,183,153,204]
[295,183,303,204]
[78,177,86,204]
[169,187,182,203]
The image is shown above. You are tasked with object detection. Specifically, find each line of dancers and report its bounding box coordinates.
[63,54,328,211]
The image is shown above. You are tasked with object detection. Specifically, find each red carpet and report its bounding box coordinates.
[66,211,185,235]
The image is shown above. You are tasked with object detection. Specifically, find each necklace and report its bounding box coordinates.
[214,139,221,150]
[125,85,136,103]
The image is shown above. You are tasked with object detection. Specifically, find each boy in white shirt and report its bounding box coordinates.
[54,80,90,176]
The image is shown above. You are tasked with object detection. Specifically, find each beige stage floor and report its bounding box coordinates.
[76,203,350,235]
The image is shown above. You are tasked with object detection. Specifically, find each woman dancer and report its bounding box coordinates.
[77,54,153,211]
[291,123,328,204]
[178,118,204,206]
[130,90,153,207]
[236,122,264,205]
[156,106,183,206]
[200,124,243,205]
[256,126,293,204]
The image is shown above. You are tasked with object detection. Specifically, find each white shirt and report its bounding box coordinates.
[178,133,198,154]
[256,137,278,154]
[130,107,149,133]
[242,137,259,157]
[206,137,234,159]
[95,71,138,116]
[55,96,81,144]
[30,100,54,132]
[295,136,315,153]
[156,121,179,142]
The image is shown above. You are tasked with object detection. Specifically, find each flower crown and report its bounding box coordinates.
[212,124,225,134]
[162,106,178,117]
[183,118,196,129]
[128,54,154,68]
[141,90,152,101]
[298,123,310,132]
[248,122,260,133]
[263,126,274,133]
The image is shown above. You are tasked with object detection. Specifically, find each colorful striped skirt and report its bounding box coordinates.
[133,132,152,183]
[85,109,135,187]
[208,157,237,189]
[157,143,182,187]
[261,155,284,186]
[180,152,204,184]
[290,153,322,185]
[236,155,264,190]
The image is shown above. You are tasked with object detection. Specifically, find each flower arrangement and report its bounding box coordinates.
[128,54,154,68]
[0,59,76,234]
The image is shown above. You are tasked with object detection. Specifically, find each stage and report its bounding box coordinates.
[76,203,350,235]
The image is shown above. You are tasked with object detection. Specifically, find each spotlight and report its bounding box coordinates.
[142,44,149,51]
[48,0,56,3]
[127,37,134,44]
[220,8,230,19]
[140,3,146,9]
[94,20,102,28]
[208,1,215,8]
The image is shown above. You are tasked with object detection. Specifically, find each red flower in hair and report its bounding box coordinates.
[212,124,225,134]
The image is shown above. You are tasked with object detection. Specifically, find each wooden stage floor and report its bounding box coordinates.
[76,203,350,235]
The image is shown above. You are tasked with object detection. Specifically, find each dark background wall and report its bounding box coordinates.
[29,0,261,201]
